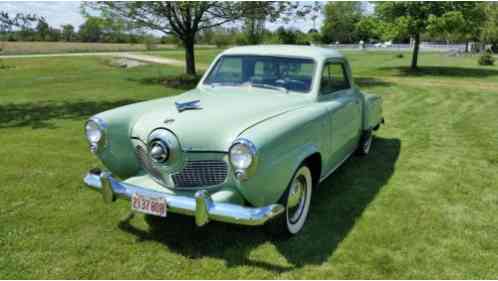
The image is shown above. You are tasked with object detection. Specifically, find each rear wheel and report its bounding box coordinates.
[266,165,313,237]
[356,130,373,155]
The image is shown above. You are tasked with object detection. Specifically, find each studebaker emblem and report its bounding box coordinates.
[163,118,175,124]
[175,100,201,112]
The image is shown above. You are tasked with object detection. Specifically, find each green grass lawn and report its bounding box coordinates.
[1,50,497,279]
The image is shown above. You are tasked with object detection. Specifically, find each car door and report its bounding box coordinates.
[318,60,362,172]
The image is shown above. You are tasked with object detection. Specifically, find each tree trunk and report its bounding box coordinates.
[411,33,420,70]
[465,40,469,53]
[184,37,196,76]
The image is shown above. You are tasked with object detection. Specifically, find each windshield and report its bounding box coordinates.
[204,55,315,93]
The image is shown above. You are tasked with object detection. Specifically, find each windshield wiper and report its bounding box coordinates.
[250,82,288,93]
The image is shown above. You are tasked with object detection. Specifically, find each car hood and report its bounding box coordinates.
[130,87,310,151]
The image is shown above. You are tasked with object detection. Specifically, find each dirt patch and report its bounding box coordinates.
[101,57,149,68]
[113,58,148,68]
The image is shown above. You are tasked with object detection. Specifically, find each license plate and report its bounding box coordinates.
[131,193,167,217]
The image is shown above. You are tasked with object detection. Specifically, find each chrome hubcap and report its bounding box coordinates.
[287,175,307,224]
[364,135,372,153]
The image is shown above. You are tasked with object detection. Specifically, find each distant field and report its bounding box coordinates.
[0,41,214,55]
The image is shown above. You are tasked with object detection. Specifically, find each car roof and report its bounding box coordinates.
[220,45,344,61]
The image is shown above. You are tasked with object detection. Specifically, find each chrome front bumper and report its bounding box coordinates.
[83,170,284,227]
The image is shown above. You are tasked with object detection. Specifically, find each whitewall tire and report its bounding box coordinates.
[357,130,373,155]
[267,165,313,236]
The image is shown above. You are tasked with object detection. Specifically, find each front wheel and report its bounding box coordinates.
[266,165,313,237]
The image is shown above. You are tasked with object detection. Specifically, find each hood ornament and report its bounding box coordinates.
[175,100,201,112]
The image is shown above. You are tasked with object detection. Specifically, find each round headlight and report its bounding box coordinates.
[85,120,103,144]
[149,140,169,163]
[229,139,256,170]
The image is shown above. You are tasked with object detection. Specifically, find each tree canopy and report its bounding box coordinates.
[321,2,363,44]
[85,2,309,75]
[375,2,484,69]
[427,3,486,51]
[0,12,37,32]
[481,3,498,52]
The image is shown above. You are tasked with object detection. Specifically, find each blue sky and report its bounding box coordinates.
[0,1,327,32]
[0,2,85,28]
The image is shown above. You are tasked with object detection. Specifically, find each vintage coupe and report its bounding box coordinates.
[83,45,383,235]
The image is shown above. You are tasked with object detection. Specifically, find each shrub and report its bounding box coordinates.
[161,74,201,90]
[492,43,498,54]
[478,51,495,66]
[144,37,158,51]
[213,34,232,48]
[0,59,13,70]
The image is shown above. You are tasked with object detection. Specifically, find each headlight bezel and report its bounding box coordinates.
[229,138,258,180]
[84,117,108,153]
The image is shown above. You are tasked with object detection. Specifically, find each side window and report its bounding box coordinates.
[320,62,350,95]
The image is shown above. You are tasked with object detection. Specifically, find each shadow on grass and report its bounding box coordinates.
[119,137,401,272]
[0,99,140,129]
[379,66,498,78]
[354,76,394,87]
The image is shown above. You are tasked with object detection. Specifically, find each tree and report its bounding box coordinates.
[276,27,297,44]
[240,2,276,45]
[355,16,382,42]
[308,28,322,44]
[239,2,316,45]
[242,14,266,45]
[47,27,62,41]
[321,2,363,44]
[0,12,37,33]
[78,17,104,42]
[376,2,455,69]
[427,3,486,52]
[35,18,50,41]
[84,2,246,75]
[61,24,75,42]
[481,3,498,53]
[84,2,302,75]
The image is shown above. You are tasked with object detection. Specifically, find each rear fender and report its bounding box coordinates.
[363,93,383,130]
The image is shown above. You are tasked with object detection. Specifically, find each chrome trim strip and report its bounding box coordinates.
[83,170,284,226]
[319,151,354,183]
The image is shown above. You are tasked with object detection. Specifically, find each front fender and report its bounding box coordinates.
[90,100,157,178]
[236,143,319,207]
[234,105,326,207]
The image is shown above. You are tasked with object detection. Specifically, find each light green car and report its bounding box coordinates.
[83,45,384,236]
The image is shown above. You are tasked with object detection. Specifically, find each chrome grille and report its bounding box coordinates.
[134,145,163,182]
[172,160,228,188]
